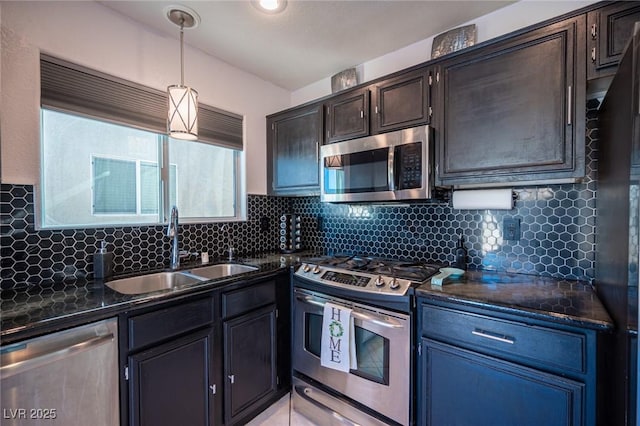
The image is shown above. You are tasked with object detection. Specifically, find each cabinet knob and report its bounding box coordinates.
[228,374,235,384]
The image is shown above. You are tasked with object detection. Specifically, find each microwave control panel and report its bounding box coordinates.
[396,142,422,189]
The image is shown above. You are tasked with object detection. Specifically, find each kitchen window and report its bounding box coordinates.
[39,55,244,228]
[91,157,178,216]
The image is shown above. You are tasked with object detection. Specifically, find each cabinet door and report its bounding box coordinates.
[267,103,322,195]
[588,2,640,80]
[371,68,432,134]
[128,328,217,426]
[325,87,370,143]
[437,16,585,186]
[223,304,277,425]
[419,338,585,426]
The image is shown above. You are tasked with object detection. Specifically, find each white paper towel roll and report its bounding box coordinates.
[452,189,513,210]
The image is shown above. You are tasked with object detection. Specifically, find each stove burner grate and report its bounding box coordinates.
[303,255,441,283]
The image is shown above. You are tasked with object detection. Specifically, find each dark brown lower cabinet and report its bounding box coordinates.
[223,304,277,425]
[422,338,584,426]
[122,274,290,426]
[124,296,219,426]
[417,300,599,426]
[129,328,217,426]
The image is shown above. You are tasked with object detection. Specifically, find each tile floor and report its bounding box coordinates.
[246,393,316,426]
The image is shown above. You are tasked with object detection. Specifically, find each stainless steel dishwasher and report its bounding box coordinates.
[1,318,119,426]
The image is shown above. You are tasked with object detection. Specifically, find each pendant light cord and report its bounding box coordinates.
[179,18,185,86]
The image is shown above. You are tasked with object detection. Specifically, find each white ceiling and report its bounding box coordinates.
[99,0,515,91]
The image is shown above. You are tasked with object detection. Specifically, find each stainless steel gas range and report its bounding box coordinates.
[291,256,440,426]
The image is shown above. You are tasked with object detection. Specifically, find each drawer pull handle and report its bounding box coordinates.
[472,329,515,345]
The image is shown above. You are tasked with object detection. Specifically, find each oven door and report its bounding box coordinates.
[293,288,410,425]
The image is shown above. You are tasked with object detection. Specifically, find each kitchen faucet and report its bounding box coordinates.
[167,205,180,270]
[221,224,235,261]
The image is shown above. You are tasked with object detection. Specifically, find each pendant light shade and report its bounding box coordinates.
[168,85,198,140]
[166,6,200,140]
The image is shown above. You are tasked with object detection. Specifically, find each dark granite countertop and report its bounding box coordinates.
[1,252,305,345]
[3,255,616,345]
[416,270,614,331]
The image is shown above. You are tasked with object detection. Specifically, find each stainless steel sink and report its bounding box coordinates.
[105,271,205,295]
[185,263,258,280]
[104,264,258,295]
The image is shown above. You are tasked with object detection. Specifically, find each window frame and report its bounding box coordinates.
[38,108,246,229]
[90,154,180,218]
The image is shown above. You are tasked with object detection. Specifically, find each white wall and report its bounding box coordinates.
[1,1,599,195]
[0,1,291,195]
[292,0,598,105]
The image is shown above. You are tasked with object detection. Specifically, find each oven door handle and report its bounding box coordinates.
[296,295,405,329]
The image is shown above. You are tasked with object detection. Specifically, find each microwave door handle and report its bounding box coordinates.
[295,295,404,329]
[388,146,396,192]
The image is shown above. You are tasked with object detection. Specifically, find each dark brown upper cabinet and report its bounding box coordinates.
[587,1,640,80]
[371,68,434,134]
[267,102,323,196]
[324,87,370,143]
[436,15,586,187]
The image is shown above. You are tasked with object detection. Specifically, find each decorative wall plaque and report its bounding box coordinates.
[431,24,477,59]
[331,68,358,93]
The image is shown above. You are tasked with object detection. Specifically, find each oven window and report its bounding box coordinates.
[323,148,389,194]
[304,312,390,385]
[305,312,324,357]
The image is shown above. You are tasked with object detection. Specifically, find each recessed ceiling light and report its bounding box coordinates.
[252,0,287,14]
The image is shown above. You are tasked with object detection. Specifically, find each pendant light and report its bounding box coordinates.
[166,6,200,140]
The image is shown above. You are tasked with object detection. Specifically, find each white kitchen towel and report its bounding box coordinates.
[320,302,357,372]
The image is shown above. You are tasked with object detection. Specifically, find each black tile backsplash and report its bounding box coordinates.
[1,189,293,290]
[1,100,599,289]
[293,99,600,282]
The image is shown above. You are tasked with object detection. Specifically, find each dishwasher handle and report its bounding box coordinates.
[1,331,115,379]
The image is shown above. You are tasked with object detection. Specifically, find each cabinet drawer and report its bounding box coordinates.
[128,298,213,351]
[222,280,276,319]
[421,304,585,374]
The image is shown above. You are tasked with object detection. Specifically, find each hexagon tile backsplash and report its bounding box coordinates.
[1,100,599,289]
[292,99,600,282]
[1,190,293,290]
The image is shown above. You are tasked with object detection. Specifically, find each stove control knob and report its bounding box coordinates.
[312,265,321,274]
[389,278,400,290]
[302,264,311,273]
[375,275,385,287]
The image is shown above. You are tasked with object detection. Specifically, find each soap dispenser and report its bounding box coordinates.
[454,235,467,270]
[93,241,114,280]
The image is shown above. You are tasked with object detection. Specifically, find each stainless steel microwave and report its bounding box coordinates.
[320,125,436,203]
